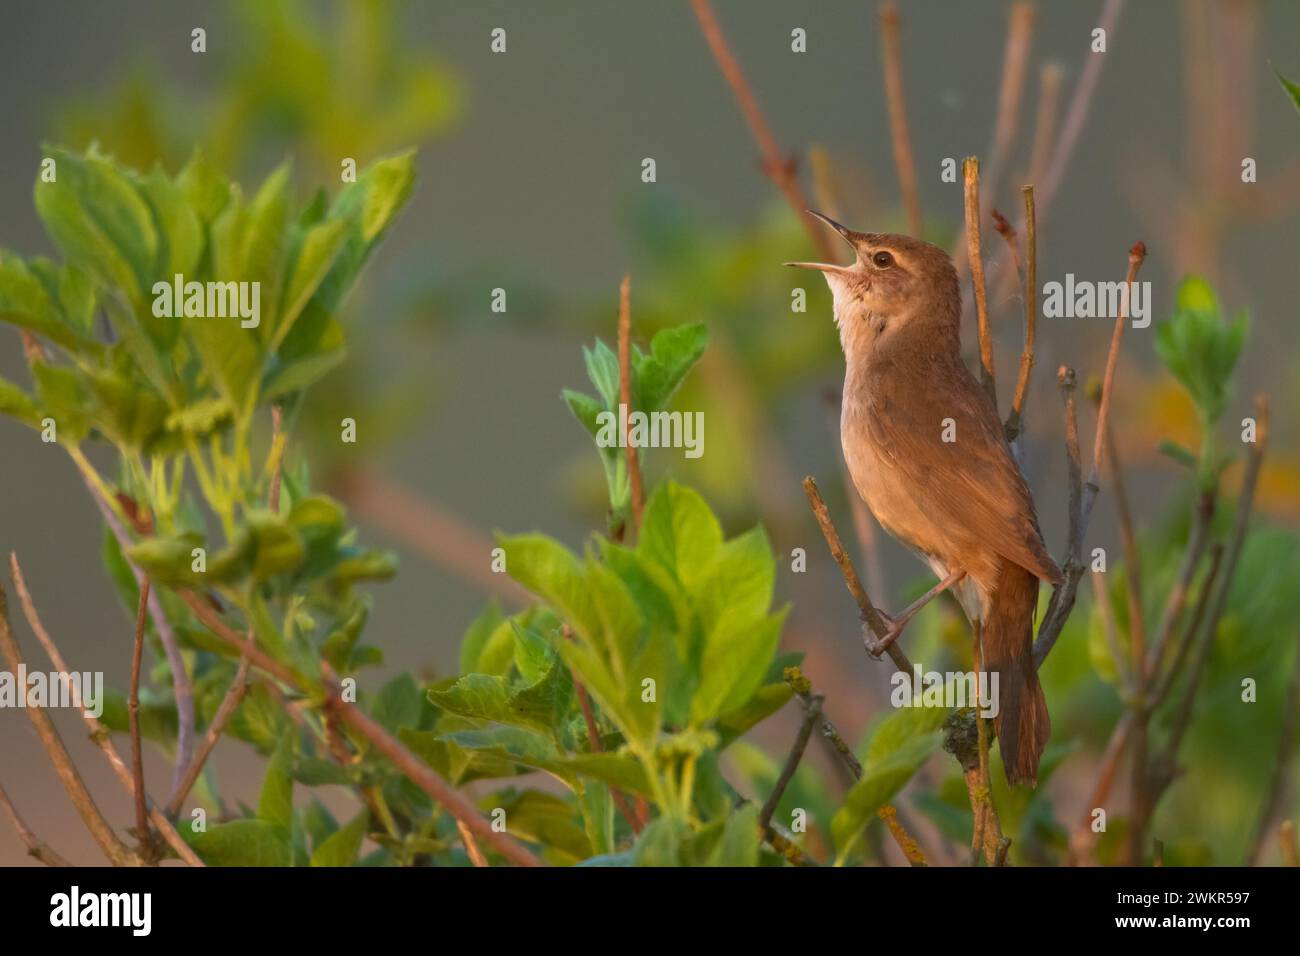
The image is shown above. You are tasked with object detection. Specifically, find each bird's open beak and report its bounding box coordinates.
[805,209,856,246]
[784,210,858,273]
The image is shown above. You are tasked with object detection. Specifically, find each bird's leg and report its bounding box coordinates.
[868,568,967,658]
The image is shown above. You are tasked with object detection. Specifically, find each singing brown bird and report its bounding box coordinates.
[789,212,1062,785]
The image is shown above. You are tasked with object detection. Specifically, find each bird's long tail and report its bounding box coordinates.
[983,562,1050,786]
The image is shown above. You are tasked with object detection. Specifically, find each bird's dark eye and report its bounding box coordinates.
[872,251,895,268]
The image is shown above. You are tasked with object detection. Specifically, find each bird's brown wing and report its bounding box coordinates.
[863,350,1063,586]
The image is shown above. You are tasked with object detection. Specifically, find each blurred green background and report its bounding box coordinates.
[2,0,1298,866]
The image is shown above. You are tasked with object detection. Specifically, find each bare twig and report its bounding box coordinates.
[879,3,923,236]
[690,0,836,261]
[456,819,489,868]
[802,477,912,674]
[1104,414,1146,668]
[128,579,154,858]
[618,274,644,534]
[0,580,138,866]
[9,555,203,866]
[974,0,1125,316]
[952,2,1036,279]
[322,681,543,867]
[1146,493,1214,703]
[784,667,927,866]
[1034,366,1084,666]
[963,158,996,404]
[760,691,822,832]
[1035,241,1148,668]
[1282,821,1298,866]
[1132,397,1269,860]
[1027,63,1065,188]
[1038,0,1128,213]
[986,3,1036,206]
[78,471,195,795]
[0,782,72,866]
[1002,186,1037,443]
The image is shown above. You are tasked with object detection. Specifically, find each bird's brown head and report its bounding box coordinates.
[787,211,960,361]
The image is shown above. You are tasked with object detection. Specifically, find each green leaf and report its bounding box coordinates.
[187,819,291,867]
[562,388,605,439]
[34,145,158,303]
[139,167,202,282]
[694,525,775,633]
[583,340,621,409]
[691,608,786,724]
[257,733,295,828]
[124,533,204,588]
[0,376,40,427]
[483,789,591,863]
[634,322,709,412]
[633,816,689,867]
[638,482,724,590]
[1277,67,1300,115]
[177,150,231,224]
[499,533,600,644]
[0,252,92,352]
[705,803,760,867]
[372,673,423,733]
[274,218,348,350]
[830,732,940,853]
[310,809,369,867]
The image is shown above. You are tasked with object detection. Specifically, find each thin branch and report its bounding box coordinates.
[0,580,138,866]
[618,274,644,534]
[986,3,1036,207]
[1104,413,1146,669]
[1150,544,1223,709]
[1035,241,1148,667]
[1067,711,1132,864]
[784,667,927,866]
[1161,398,1269,770]
[1282,821,1298,866]
[952,2,1036,279]
[165,664,251,817]
[802,476,912,674]
[1002,186,1037,443]
[759,691,822,832]
[973,0,1125,317]
[1146,493,1214,704]
[78,471,195,795]
[963,157,997,405]
[456,819,488,868]
[8,555,203,866]
[1027,63,1065,187]
[0,782,73,866]
[879,2,923,235]
[322,679,544,868]
[690,0,836,261]
[128,579,155,858]
[1038,0,1128,213]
